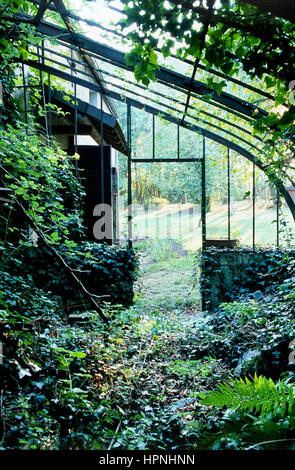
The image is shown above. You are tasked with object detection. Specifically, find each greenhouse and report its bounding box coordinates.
[0,0,295,457]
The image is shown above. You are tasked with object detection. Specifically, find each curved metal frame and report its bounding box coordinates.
[22,58,295,224]
[6,0,295,228]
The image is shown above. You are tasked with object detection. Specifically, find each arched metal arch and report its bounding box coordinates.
[21,58,295,222]
[35,20,268,120]
[26,41,262,145]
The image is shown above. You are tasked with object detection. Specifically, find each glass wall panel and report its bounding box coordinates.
[155,117,177,160]
[179,127,202,160]
[131,108,153,160]
[119,161,202,250]
[205,141,229,242]
[254,168,277,247]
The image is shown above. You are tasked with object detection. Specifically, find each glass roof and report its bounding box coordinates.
[21,0,279,162]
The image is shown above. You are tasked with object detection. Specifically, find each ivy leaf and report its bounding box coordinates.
[277,111,295,129]
[187,31,202,57]
[50,232,60,243]
[11,0,23,12]
[220,61,234,76]
[18,367,32,379]
[148,50,158,66]
[162,39,174,58]
[125,50,138,67]
[70,351,86,359]
[0,40,9,53]
[142,76,150,87]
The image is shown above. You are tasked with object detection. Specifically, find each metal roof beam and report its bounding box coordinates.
[28,41,258,143]
[51,0,119,119]
[32,32,255,123]
[31,0,274,100]
[35,20,267,119]
[131,158,202,162]
[93,64,260,140]
[48,86,117,128]
[24,56,259,150]
[22,58,258,159]
[29,43,260,143]
[102,79,259,151]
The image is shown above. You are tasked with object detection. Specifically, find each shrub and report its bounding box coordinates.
[7,242,139,307]
[135,238,176,263]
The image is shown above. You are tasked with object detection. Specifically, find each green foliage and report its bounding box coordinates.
[0,65,21,127]
[12,242,139,307]
[0,124,138,310]
[0,304,204,450]
[1,236,294,450]
[178,272,295,377]
[149,196,169,208]
[135,238,176,263]
[220,301,260,326]
[0,125,83,243]
[200,374,295,418]
[0,1,42,65]
[0,243,137,449]
[167,357,217,379]
[199,247,295,309]
[0,67,139,449]
[186,405,295,450]
[125,43,159,87]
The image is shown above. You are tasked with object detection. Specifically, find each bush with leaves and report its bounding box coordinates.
[7,241,139,307]
[199,247,295,310]
[0,125,84,243]
[0,121,138,448]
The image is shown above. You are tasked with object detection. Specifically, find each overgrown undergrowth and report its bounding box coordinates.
[0,126,294,450]
[1,267,295,450]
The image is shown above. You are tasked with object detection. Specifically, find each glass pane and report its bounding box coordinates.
[205,142,229,243]
[155,117,177,160]
[131,108,153,159]
[179,126,201,160]
[118,161,202,250]
[229,153,253,247]
[254,169,277,247]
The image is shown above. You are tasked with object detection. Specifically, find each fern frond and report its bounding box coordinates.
[201,374,295,417]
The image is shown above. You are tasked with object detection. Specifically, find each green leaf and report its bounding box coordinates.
[70,351,86,359]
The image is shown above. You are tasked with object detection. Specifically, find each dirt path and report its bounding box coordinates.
[134,240,200,313]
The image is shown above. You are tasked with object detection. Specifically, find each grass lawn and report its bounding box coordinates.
[121,200,294,250]
[134,241,200,312]
[128,199,293,316]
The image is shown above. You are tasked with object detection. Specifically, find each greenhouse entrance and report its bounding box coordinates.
[115,104,204,311]
[118,104,294,312]
[123,157,203,312]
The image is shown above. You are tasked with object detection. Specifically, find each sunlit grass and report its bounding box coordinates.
[134,247,200,311]
[120,200,294,250]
